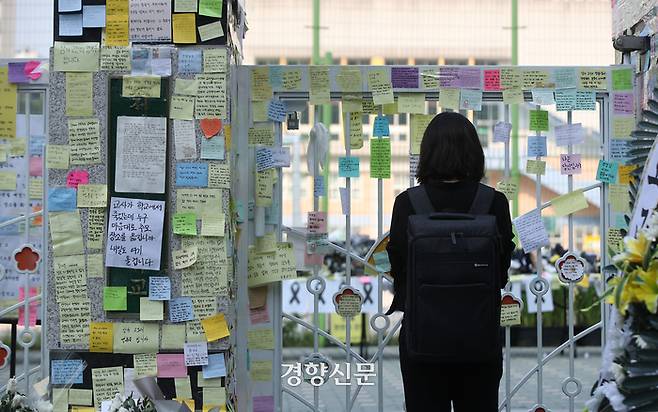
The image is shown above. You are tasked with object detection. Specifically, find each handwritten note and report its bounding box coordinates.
[575,91,596,110]
[100,47,131,71]
[526,159,546,175]
[373,115,389,137]
[105,197,165,270]
[66,73,93,116]
[184,341,209,366]
[493,121,512,143]
[113,322,159,353]
[90,322,113,352]
[157,354,187,378]
[179,49,202,73]
[613,116,635,139]
[551,190,589,216]
[596,160,619,183]
[198,21,224,42]
[106,0,129,46]
[555,88,576,111]
[103,286,127,311]
[172,13,197,43]
[397,93,425,114]
[410,114,433,154]
[176,163,209,187]
[391,67,418,88]
[170,95,195,120]
[459,89,483,111]
[122,75,160,98]
[370,138,391,179]
[248,242,297,286]
[527,136,547,157]
[368,69,394,105]
[338,156,360,178]
[502,88,524,104]
[613,93,634,115]
[161,325,185,350]
[202,353,226,379]
[529,110,549,131]
[149,276,171,300]
[513,209,550,253]
[54,42,100,72]
[91,367,124,410]
[309,66,330,105]
[560,154,582,175]
[50,210,84,256]
[483,69,501,91]
[77,184,107,207]
[195,73,227,119]
[128,0,172,42]
[439,88,460,109]
[554,123,584,146]
[203,48,227,73]
[579,69,608,90]
[52,359,85,385]
[47,145,70,169]
[115,116,167,193]
[612,68,633,91]
[169,297,195,322]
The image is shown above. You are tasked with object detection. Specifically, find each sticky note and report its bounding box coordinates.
[397,93,425,114]
[529,110,549,131]
[76,184,107,207]
[202,353,226,379]
[575,91,596,110]
[373,115,390,137]
[513,209,550,253]
[370,138,391,179]
[368,69,394,105]
[459,89,483,111]
[439,88,460,109]
[309,66,330,105]
[149,276,171,301]
[338,156,360,178]
[140,297,163,321]
[176,163,209,187]
[162,324,186,350]
[173,13,197,43]
[91,366,124,410]
[201,215,225,237]
[483,69,501,91]
[612,68,633,91]
[410,114,433,154]
[90,322,113,352]
[555,88,576,111]
[122,75,161,98]
[391,66,419,88]
[496,179,519,198]
[526,159,546,175]
[551,191,589,217]
[49,210,84,257]
[173,212,198,236]
[0,171,17,191]
[100,46,131,71]
[579,69,608,90]
[103,286,127,311]
[493,121,512,143]
[200,313,230,341]
[560,154,582,175]
[179,49,203,73]
[66,169,89,188]
[554,123,584,146]
[267,100,287,122]
[203,48,227,73]
[53,41,100,72]
[51,359,85,384]
[68,388,93,406]
[173,245,198,269]
[47,145,70,169]
[113,322,159,354]
[251,360,273,381]
[248,328,274,350]
[527,136,547,157]
[134,353,157,378]
[48,187,77,212]
[184,341,209,366]
[170,95,195,120]
[198,21,224,42]
[169,296,195,322]
[66,72,93,116]
[502,88,524,105]
[157,353,188,378]
[199,0,222,17]
[613,93,634,115]
[596,160,619,183]
[613,116,635,139]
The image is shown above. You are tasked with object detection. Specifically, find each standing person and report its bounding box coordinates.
[386,112,515,411]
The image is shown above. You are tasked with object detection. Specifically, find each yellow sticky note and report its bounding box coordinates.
[106,0,129,46]
[248,328,274,349]
[618,164,637,184]
[439,88,460,110]
[255,232,277,254]
[122,76,161,98]
[397,93,425,114]
[197,371,222,387]
[579,68,608,90]
[203,48,228,73]
[610,183,630,212]
[336,68,362,93]
[170,95,196,120]
[89,322,114,353]
[0,146,7,162]
[503,88,524,104]
[100,46,131,71]
[77,184,107,208]
[86,253,104,278]
[175,79,199,96]
[161,324,186,350]
[49,210,84,257]
[250,67,273,101]
[0,171,17,191]
[113,322,159,354]
[173,13,197,43]
[368,69,394,105]
[282,69,303,91]
[250,360,273,381]
[309,66,330,105]
[201,313,230,342]
[382,101,397,115]
[175,377,193,398]
[613,116,635,139]
[29,177,43,199]
[53,42,100,72]
[0,67,17,139]
[139,297,164,321]
[68,118,101,165]
[500,67,522,89]
[410,114,433,155]
[86,208,105,249]
[46,145,70,169]
[134,353,158,378]
[201,215,225,237]
[66,73,93,117]
[550,190,589,217]
[71,407,95,412]
[9,138,25,157]
[252,101,268,122]
[68,389,93,406]
[175,399,195,412]
[522,69,551,89]
[203,387,226,406]
[526,159,546,175]
[342,94,363,113]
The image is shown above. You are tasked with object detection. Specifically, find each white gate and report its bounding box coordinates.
[235,64,629,412]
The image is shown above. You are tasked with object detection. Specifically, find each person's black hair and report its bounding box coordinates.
[416,112,485,184]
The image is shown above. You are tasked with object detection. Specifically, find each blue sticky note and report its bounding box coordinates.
[176,163,209,187]
[555,88,576,112]
[149,276,171,301]
[596,160,619,184]
[48,187,77,212]
[29,136,46,157]
[267,100,287,122]
[527,136,547,158]
[178,50,203,74]
[269,66,283,89]
[51,359,84,384]
[338,157,360,178]
[203,353,227,379]
[575,91,596,111]
[373,251,391,273]
[169,297,194,323]
[610,139,631,164]
[373,115,390,137]
[200,136,225,160]
[313,176,325,197]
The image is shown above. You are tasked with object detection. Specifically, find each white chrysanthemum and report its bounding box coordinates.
[110,394,123,412]
[6,377,17,392]
[12,394,26,408]
[35,399,53,412]
[643,211,658,240]
[118,407,129,412]
[611,362,626,383]
[585,384,607,412]
[601,381,628,411]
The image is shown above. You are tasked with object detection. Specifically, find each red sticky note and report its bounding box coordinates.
[484,69,501,91]
[66,169,89,189]
[156,353,187,378]
[29,157,43,177]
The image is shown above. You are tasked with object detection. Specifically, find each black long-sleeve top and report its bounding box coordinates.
[386,180,516,314]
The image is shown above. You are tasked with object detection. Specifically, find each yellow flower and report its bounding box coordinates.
[614,233,652,266]
[633,262,658,313]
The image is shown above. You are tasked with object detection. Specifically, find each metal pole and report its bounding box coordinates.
[510,0,520,218]
[344,112,353,410]
[534,105,544,407]
[567,111,576,412]
[503,103,512,412]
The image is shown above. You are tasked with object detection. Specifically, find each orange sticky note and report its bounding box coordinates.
[173,13,197,44]
[200,313,230,342]
[89,322,114,352]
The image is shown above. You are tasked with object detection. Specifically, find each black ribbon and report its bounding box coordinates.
[363,283,374,304]
[289,282,300,304]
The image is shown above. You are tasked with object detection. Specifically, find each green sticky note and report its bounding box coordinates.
[370,138,391,179]
[199,0,222,17]
[103,287,127,311]
[529,110,549,132]
[173,212,197,236]
[612,68,633,91]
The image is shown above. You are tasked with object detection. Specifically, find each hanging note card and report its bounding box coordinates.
[368,69,394,105]
[554,68,577,89]
[438,88,460,109]
[410,114,433,154]
[527,136,547,157]
[526,159,546,175]
[373,115,390,137]
[493,121,512,143]
[554,123,584,146]
[115,116,167,193]
[613,93,634,115]
[555,88,576,111]
[596,160,619,183]
[575,91,596,110]
[529,110,549,131]
[370,138,391,179]
[338,156,360,178]
[105,197,165,270]
[397,93,425,114]
[459,89,483,111]
[309,66,330,105]
[560,154,582,175]
[612,116,635,139]
[502,88,524,105]
[513,209,550,253]
[551,191,589,216]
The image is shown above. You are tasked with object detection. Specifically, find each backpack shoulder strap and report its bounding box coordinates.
[468,183,495,215]
[407,185,434,215]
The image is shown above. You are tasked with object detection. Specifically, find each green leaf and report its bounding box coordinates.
[581,287,614,312]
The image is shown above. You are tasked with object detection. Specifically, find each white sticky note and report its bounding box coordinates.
[82,5,106,27]
[513,209,550,253]
[59,13,83,36]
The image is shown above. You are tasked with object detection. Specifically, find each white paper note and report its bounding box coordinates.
[513,209,550,253]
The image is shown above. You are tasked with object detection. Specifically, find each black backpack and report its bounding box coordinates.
[405,183,502,362]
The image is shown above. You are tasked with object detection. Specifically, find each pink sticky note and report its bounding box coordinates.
[66,169,89,188]
[156,353,187,378]
[613,93,634,115]
[29,157,43,177]
[484,69,501,91]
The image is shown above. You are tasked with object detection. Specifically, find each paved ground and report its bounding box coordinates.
[282,346,602,412]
